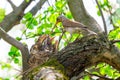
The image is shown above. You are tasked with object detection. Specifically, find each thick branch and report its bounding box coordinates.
[67,0,103,33]
[29,0,47,15]
[0,0,47,32]
[0,27,29,72]
[0,0,32,32]
[55,34,120,78]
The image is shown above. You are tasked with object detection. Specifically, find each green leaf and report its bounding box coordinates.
[116,42,120,49]
[55,1,63,9]
[48,6,54,13]
[32,18,38,25]
[14,58,19,64]
[97,10,101,16]
[8,46,20,57]
[100,67,105,75]
[16,37,22,41]
[1,63,11,69]
[92,71,100,75]
[26,21,34,29]
[25,0,29,2]
[97,63,104,67]
[26,32,35,38]
[8,52,14,57]
[24,12,32,20]
[66,11,73,19]
[55,0,66,10]
[48,14,58,23]
[105,65,113,77]
[83,75,90,80]
[111,8,120,27]
[4,78,9,80]
[37,26,43,35]
[14,51,20,57]
[109,28,120,40]
[113,72,120,79]
[0,8,5,22]
[10,46,18,52]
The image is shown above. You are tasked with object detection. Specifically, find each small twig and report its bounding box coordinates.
[7,0,16,10]
[56,29,65,51]
[47,0,51,6]
[29,0,47,15]
[85,71,112,80]
[16,65,37,79]
[95,0,107,35]
[20,29,27,39]
[111,40,120,44]
[106,0,117,28]
[51,23,58,34]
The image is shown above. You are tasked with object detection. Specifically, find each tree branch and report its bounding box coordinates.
[111,40,120,44]
[67,0,103,33]
[85,71,112,80]
[7,0,16,10]
[56,34,120,78]
[0,27,29,72]
[0,0,47,32]
[95,0,107,35]
[29,0,47,15]
[0,0,33,32]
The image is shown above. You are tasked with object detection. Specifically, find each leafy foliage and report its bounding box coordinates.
[21,0,74,48]
[8,46,21,64]
[88,0,120,79]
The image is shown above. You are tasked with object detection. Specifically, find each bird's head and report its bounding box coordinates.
[51,15,66,33]
[55,15,66,25]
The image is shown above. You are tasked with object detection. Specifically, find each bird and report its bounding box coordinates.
[53,15,96,36]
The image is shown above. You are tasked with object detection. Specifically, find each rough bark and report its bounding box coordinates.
[26,33,120,80]
[67,0,103,33]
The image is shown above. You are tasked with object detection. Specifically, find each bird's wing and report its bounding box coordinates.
[72,21,87,28]
[63,19,87,28]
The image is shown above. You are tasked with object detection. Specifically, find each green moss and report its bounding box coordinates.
[26,58,68,80]
[42,59,64,71]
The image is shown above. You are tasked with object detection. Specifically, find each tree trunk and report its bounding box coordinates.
[26,32,120,80]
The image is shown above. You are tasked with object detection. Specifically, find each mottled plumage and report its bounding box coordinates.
[56,15,96,36]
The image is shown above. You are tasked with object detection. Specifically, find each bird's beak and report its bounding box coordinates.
[55,21,59,25]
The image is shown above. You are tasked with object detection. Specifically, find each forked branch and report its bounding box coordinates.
[0,27,29,72]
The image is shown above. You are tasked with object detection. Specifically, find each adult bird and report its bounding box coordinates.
[53,15,96,36]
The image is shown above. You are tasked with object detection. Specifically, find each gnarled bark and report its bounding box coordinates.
[26,33,120,80]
